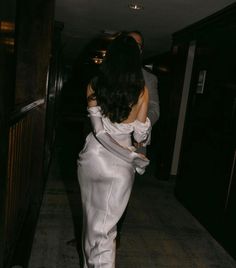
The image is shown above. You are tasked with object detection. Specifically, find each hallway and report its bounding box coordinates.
[28,121,236,268]
[1,2,236,267]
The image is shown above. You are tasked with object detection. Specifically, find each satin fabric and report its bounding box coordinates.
[77,106,151,268]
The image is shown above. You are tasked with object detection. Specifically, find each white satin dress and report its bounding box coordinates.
[77,106,151,268]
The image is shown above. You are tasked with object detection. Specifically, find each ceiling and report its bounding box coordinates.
[55,0,236,64]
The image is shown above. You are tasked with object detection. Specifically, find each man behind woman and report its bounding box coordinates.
[77,33,152,267]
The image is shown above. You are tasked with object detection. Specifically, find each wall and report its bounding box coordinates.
[173,3,236,259]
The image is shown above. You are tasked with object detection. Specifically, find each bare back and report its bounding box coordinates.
[87,85,149,124]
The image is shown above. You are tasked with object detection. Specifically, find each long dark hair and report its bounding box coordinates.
[90,34,144,123]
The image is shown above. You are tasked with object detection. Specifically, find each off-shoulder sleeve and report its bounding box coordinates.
[133,117,152,146]
[88,106,102,117]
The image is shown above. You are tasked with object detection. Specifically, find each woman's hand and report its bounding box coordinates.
[138,153,148,160]
[133,141,144,148]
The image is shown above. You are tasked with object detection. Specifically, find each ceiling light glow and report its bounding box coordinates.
[129,3,144,10]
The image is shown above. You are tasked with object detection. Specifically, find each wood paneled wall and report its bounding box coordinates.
[0,0,64,267]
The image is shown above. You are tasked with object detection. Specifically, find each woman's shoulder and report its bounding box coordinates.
[87,82,97,107]
[87,83,94,95]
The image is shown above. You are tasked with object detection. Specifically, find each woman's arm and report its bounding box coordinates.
[133,86,151,146]
[136,86,149,123]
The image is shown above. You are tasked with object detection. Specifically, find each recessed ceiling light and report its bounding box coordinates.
[129,3,144,10]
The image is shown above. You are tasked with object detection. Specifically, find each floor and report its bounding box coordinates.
[28,120,236,268]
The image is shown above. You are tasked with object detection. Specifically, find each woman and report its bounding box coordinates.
[77,34,151,268]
